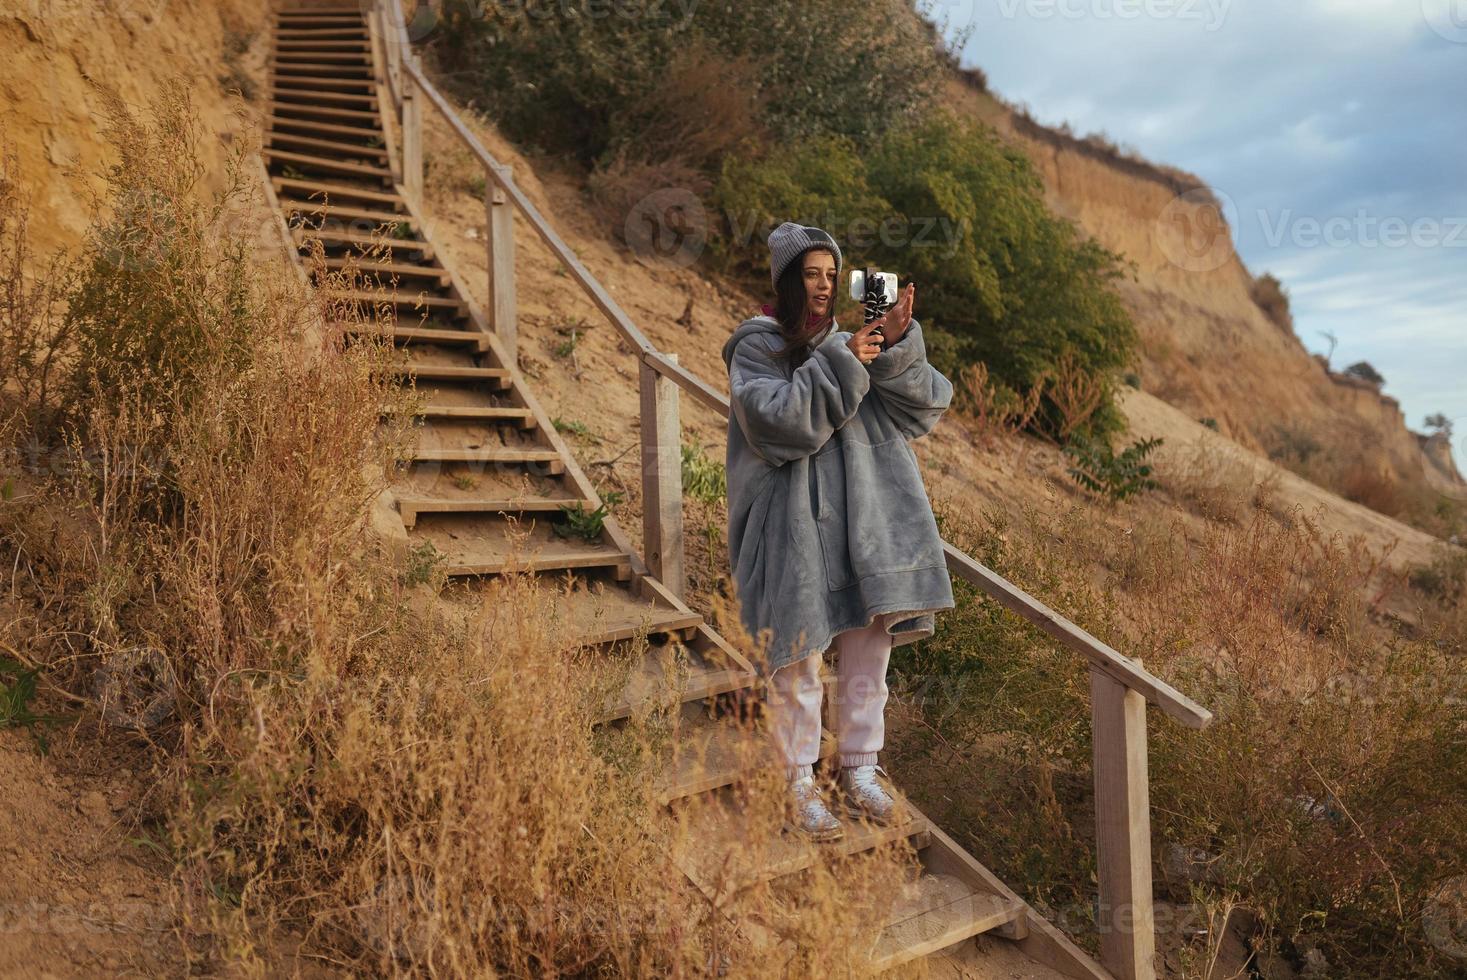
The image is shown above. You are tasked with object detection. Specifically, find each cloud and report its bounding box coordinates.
[951,0,1467,458]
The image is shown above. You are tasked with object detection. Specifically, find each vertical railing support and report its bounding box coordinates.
[1090,664,1158,980]
[401,62,423,206]
[640,354,686,599]
[485,166,517,365]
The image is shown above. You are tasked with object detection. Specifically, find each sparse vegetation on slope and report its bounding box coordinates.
[0,85,916,976]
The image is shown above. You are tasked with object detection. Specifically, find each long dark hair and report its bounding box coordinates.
[769,245,838,368]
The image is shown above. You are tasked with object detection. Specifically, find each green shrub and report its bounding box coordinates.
[431,0,947,165]
[713,113,1138,439]
[681,438,727,505]
[1063,433,1162,502]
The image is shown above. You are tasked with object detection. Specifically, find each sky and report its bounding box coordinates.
[938,0,1467,463]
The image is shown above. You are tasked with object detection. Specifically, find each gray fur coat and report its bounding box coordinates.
[721,314,955,675]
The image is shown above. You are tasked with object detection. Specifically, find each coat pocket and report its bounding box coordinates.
[813,437,943,592]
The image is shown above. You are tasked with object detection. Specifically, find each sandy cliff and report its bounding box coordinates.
[943,76,1464,508]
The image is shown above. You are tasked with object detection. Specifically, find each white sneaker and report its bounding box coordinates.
[784,774,845,842]
[838,764,908,826]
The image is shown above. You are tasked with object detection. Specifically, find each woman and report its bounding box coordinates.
[721,221,955,842]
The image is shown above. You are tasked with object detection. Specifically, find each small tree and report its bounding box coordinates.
[1342,360,1385,387]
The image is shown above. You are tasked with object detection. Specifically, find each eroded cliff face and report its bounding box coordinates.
[0,0,267,257]
[944,77,1464,505]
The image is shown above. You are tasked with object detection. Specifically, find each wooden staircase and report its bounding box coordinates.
[257,5,1140,976]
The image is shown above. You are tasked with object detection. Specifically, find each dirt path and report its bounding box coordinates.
[0,723,181,978]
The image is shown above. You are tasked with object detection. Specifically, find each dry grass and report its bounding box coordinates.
[893,448,1466,977]
[0,84,919,976]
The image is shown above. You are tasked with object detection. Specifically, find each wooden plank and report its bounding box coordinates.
[341,324,482,348]
[945,544,1211,729]
[385,364,509,382]
[266,149,390,179]
[270,87,378,107]
[640,356,685,600]
[273,176,403,205]
[274,28,369,38]
[655,722,835,806]
[269,72,377,91]
[269,118,383,140]
[273,40,371,50]
[268,102,380,123]
[327,288,465,313]
[920,819,1113,980]
[267,132,389,159]
[271,51,370,64]
[1091,667,1157,980]
[402,61,423,204]
[870,880,1023,972]
[396,494,587,528]
[672,786,933,902]
[295,228,430,257]
[406,448,563,465]
[280,200,408,226]
[388,404,534,423]
[317,256,447,284]
[485,175,517,361]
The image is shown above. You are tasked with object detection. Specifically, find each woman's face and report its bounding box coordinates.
[802,250,836,321]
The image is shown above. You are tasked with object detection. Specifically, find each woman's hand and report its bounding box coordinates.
[847,320,883,364]
[871,283,915,346]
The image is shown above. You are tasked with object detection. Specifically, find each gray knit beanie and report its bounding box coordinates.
[767,221,843,289]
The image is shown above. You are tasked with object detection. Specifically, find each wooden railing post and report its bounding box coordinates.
[1090,664,1158,980]
[485,166,517,365]
[401,61,423,206]
[640,354,685,599]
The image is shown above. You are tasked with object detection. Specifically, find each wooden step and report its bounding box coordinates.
[328,289,467,316]
[275,15,364,26]
[271,51,371,64]
[267,148,391,180]
[270,87,378,107]
[410,514,629,578]
[386,362,510,384]
[340,323,480,348]
[389,404,535,425]
[270,72,376,91]
[268,132,389,159]
[268,101,380,123]
[405,447,563,466]
[296,229,432,258]
[594,641,753,723]
[280,200,411,227]
[397,493,585,528]
[656,717,837,805]
[270,118,383,141]
[273,176,403,207]
[317,257,449,285]
[672,784,933,902]
[868,871,1025,972]
[273,40,371,51]
[274,28,369,38]
[266,61,374,77]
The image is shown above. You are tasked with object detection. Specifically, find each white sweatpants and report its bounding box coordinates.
[767,614,893,780]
